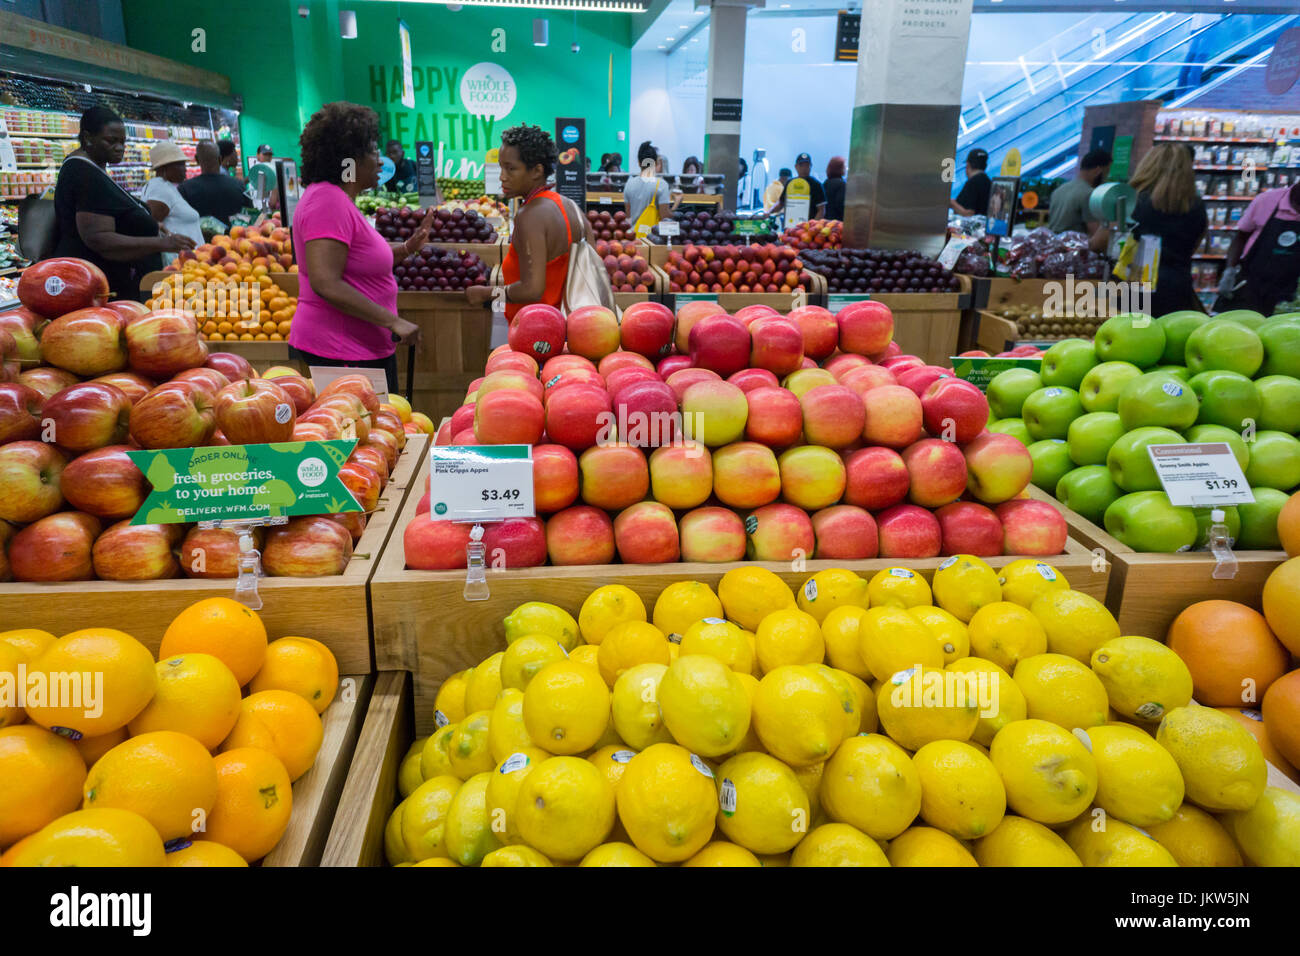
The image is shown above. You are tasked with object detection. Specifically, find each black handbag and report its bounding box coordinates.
[17,195,57,262]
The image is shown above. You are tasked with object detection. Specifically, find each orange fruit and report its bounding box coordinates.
[25,628,157,737]
[219,690,323,781]
[204,747,293,862]
[74,727,129,767]
[128,653,242,749]
[160,598,268,686]
[164,839,248,867]
[0,628,56,661]
[1217,707,1299,785]
[1261,557,1300,656]
[1166,601,1290,707]
[1279,493,1300,557]
[248,637,339,714]
[1261,670,1300,771]
[0,643,24,728]
[83,730,218,842]
[0,725,87,848]
[0,808,165,867]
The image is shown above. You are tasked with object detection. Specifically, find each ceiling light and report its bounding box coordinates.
[404,0,646,11]
[666,36,675,41]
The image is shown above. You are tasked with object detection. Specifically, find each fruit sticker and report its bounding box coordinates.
[44,276,66,297]
[719,778,737,817]
[1036,563,1058,581]
[274,403,293,425]
[890,568,915,578]
[690,754,714,778]
[500,752,530,774]
[1162,382,1183,397]
[611,750,636,764]
[433,709,450,728]
[804,580,818,601]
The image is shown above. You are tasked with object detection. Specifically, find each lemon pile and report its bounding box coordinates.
[386,559,1300,867]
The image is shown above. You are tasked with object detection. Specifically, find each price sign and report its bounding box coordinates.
[1147,443,1255,507]
[658,220,680,237]
[674,292,719,305]
[734,219,771,236]
[827,293,871,311]
[950,356,1042,390]
[428,445,535,521]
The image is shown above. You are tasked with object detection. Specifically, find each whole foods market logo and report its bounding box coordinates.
[298,457,327,488]
[459,63,516,120]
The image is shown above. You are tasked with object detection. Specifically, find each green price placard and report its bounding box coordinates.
[674,292,719,304]
[949,356,1043,390]
[733,219,771,235]
[827,293,872,311]
[125,440,362,526]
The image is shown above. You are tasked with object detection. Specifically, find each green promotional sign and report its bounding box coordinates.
[124,441,362,526]
[950,356,1043,390]
[1109,136,1134,182]
[734,219,772,236]
[827,293,871,311]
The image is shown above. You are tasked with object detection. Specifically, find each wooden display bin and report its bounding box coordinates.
[972,309,1021,355]
[866,277,970,369]
[0,436,430,676]
[395,292,493,425]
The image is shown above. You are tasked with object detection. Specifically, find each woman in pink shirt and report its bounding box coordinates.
[289,102,433,391]
[1218,182,1300,315]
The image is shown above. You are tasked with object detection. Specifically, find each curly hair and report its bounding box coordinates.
[501,124,558,178]
[300,102,380,186]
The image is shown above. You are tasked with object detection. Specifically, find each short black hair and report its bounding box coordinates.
[79,106,122,143]
[217,139,237,158]
[501,124,558,177]
[300,101,380,185]
[779,167,792,178]
[968,148,989,171]
[682,155,702,174]
[1082,148,1112,170]
[637,140,657,166]
[386,139,403,150]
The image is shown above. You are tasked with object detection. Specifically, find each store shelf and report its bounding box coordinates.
[1202,196,1255,202]
[1155,135,1279,144]
[1193,165,1253,172]
[1194,253,1227,260]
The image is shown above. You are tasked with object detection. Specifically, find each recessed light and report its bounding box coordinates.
[666,36,675,41]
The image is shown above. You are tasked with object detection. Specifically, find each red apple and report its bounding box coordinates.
[533,443,579,513]
[482,517,547,569]
[404,515,471,570]
[896,365,954,398]
[811,505,879,559]
[170,367,229,401]
[791,306,838,361]
[88,371,156,405]
[566,306,621,361]
[603,366,661,399]
[995,499,1068,556]
[0,382,43,444]
[728,368,780,393]
[749,316,805,376]
[836,300,894,355]
[610,379,678,448]
[598,351,655,378]
[485,350,541,379]
[665,367,721,404]
[921,377,988,443]
[964,432,1033,504]
[579,443,649,511]
[18,257,110,317]
[106,300,150,324]
[546,505,616,565]
[124,309,208,378]
[338,461,383,512]
[935,501,1004,557]
[349,445,391,486]
[839,363,898,399]
[800,384,866,449]
[8,511,101,581]
[129,381,218,449]
[92,520,180,580]
[262,515,353,576]
[842,447,909,510]
[18,367,80,402]
[746,502,815,562]
[824,353,873,380]
[178,526,264,578]
[0,440,67,523]
[40,381,131,452]
[620,301,675,359]
[509,303,567,359]
[544,384,609,451]
[657,354,693,379]
[265,373,314,415]
[204,351,257,382]
[861,385,925,448]
[614,501,680,564]
[744,385,803,449]
[875,503,942,559]
[674,300,727,353]
[902,438,968,508]
[363,429,400,470]
[0,311,41,366]
[214,379,296,445]
[734,304,782,328]
[319,375,381,419]
[38,306,128,376]
[59,445,149,520]
[688,314,750,378]
[678,506,747,562]
[332,512,368,543]
[0,305,43,334]
[540,355,596,381]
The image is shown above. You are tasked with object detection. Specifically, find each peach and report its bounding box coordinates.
[665,367,720,404]
[578,443,649,511]
[473,389,544,445]
[598,351,655,378]
[746,503,815,562]
[546,505,616,565]
[824,353,872,380]
[843,446,910,510]
[935,501,1003,557]
[995,500,1068,556]
[404,515,471,570]
[800,384,866,449]
[811,505,879,560]
[477,369,544,404]
[778,445,847,511]
[678,506,747,563]
[648,441,713,509]
[483,517,547,569]
[533,443,580,513]
[921,377,989,444]
[712,441,781,509]
[567,305,621,360]
[749,316,805,376]
[745,386,803,449]
[728,368,780,393]
[509,303,566,359]
[836,300,894,355]
[791,306,838,361]
[876,504,942,559]
[782,367,837,399]
[902,438,968,508]
[681,380,748,447]
[485,350,540,378]
[963,432,1033,504]
[545,383,610,451]
[839,363,897,399]
[862,385,925,448]
[541,354,597,382]
[614,501,681,564]
[620,301,675,359]
[674,300,727,353]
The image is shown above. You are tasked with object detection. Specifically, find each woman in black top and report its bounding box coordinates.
[1129,143,1208,317]
[824,156,847,221]
[53,106,193,300]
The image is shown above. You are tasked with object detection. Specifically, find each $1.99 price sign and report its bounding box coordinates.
[1147,443,1255,508]
[428,445,535,521]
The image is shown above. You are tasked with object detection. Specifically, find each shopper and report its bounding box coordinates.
[466,124,590,317]
[289,102,429,392]
[1049,149,1112,235]
[179,142,252,227]
[256,144,274,163]
[141,142,204,263]
[383,139,417,193]
[218,139,241,176]
[824,156,847,221]
[1128,142,1209,317]
[623,140,675,238]
[680,156,704,192]
[773,154,827,220]
[1217,180,1300,315]
[950,148,992,217]
[52,106,191,300]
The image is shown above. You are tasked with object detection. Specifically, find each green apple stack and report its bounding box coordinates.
[984,309,1300,553]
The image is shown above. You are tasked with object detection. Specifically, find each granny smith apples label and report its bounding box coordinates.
[1147,443,1254,507]
[429,445,534,521]
[125,441,361,525]
[951,356,1043,390]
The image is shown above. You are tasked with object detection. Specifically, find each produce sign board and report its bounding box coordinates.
[827,293,871,311]
[734,219,772,235]
[125,441,362,526]
[674,292,720,304]
[428,445,534,521]
[1147,443,1255,508]
[950,356,1042,390]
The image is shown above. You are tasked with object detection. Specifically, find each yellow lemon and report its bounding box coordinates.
[912,739,1006,839]
[755,853,790,866]
[947,657,1026,747]
[483,748,547,845]
[406,736,427,760]
[514,755,616,862]
[1029,590,1120,663]
[588,744,638,792]
[0,628,56,661]
[568,644,600,669]
[1083,723,1184,827]
[886,827,979,867]
[500,637,568,692]
[523,660,610,755]
[989,719,1097,825]
[811,664,865,737]
[1012,654,1109,731]
[866,567,932,609]
[462,652,505,713]
[730,672,765,754]
[611,662,673,750]
[419,723,457,780]
[967,602,1047,673]
[751,666,845,767]
[1064,816,1179,866]
[791,823,889,866]
[448,710,495,779]
[717,567,796,631]
[398,750,423,797]
[616,743,718,862]
[793,760,824,819]
[1090,636,1193,723]
[1156,706,1265,811]
[487,689,532,765]
[682,841,762,866]
[579,586,647,645]
[908,606,969,666]
[754,608,825,673]
[652,581,724,640]
[444,771,502,866]
[1221,786,1300,867]
[579,841,657,867]
[821,606,871,678]
[998,559,1068,608]
[597,621,671,688]
[409,857,459,867]
[0,808,164,867]
[1144,804,1242,867]
[973,816,1081,867]
[481,845,551,866]
[796,569,868,623]
[821,733,921,840]
[504,601,580,651]
[657,655,751,757]
[679,618,753,673]
[931,555,1002,622]
[400,775,460,861]
[876,665,979,750]
[715,751,810,854]
[433,669,471,725]
[858,607,944,682]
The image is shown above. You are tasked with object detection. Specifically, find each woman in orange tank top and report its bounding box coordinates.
[466,124,590,317]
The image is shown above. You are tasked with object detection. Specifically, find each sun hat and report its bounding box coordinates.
[149,142,188,169]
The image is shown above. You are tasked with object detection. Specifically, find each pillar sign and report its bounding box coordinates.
[712,98,743,122]
[785,178,812,226]
[554,118,587,212]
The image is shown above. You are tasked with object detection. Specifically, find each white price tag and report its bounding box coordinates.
[484,162,501,197]
[308,366,390,405]
[659,220,680,237]
[429,445,535,521]
[1147,443,1255,507]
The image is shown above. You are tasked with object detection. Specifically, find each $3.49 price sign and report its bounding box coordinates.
[1147,443,1255,508]
[428,445,534,520]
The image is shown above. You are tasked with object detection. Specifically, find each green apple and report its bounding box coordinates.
[1116,372,1199,431]
[1213,309,1268,330]
[1257,319,1300,378]
[1243,431,1300,491]
[1255,375,1300,434]
[1237,488,1288,549]
[1187,369,1260,429]
[1056,465,1123,525]
[1041,338,1099,390]
[1079,361,1143,412]
[1107,426,1186,492]
[987,368,1044,420]
[1028,439,1075,492]
[1183,320,1263,378]
[1148,365,1191,381]
[1156,310,1210,365]
[1186,424,1250,471]
[1104,491,1198,552]
[1021,386,1084,441]
[1192,505,1240,549]
[1067,411,1125,466]
[988,417,1032,446]
[1094,313,1166,368]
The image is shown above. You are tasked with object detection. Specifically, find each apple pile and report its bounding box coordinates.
[781,218,843,250]
[376,206,496,244]
[586,208,634,242]
[803,249,961,294]
[984,308,1300,552]
[594,240,652,293]
[664,244,810,295]
[394,247,490,292]
[403,299,1070,570]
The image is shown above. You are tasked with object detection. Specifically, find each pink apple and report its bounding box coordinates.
[533,443,580,513]
[674,300,727,353]
[800,384,866,449]
[509,303,566,359]
[603,365,661,399]
[872,341,903,363]
[205,351,256,383]
[579,443,649,511]
[862,385,925,448]
[839,364,898,400]
[620,301,675,359]
[404,515,472,570]
[648,441,713,509]
[612,379,679,447]
[566,305,621,360]
[477,369,545,404]
[450,402,476,436]
[746,502,815,562]
[995,500,1068,555]
[902,438,968,508]
[836,300,894,355]
[614,501,680,564]
[896,365,955,398]
[540,354,595,382]
[744,386,803,449]
[963,432,1034,504]
[812,505,879,559]
[543,368,605,399]
[791,306,838,361]
[712,441,781,509]
[733,304,781,327]
[728,368,780,393]
[485,350,541,378]
[598,351,655,378]
[880,355,925,374]
[935,501,1004,557]
[778,445,847,510]
[546,505,616,565]
[678,506,747,562]
[921,377,989,444]
[749,317,804,376]
[688,314,751,378]
[474,389,545,445]
[657,354,694,378]
[843,446,910,510]
[824,353,872,380]
[665,367,720,404]
[483,517,547,569]
[545,383,610,451]
[681,380,748,447]
[876,504,942,559]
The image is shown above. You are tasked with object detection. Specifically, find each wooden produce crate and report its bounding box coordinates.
[372,457,1110,736]
[395,292,493,425]
[0,435,429,676]
[1024,485,1288,640]
[650,262,827,314]
[971,309,1022,355]
[863,275,971,369]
